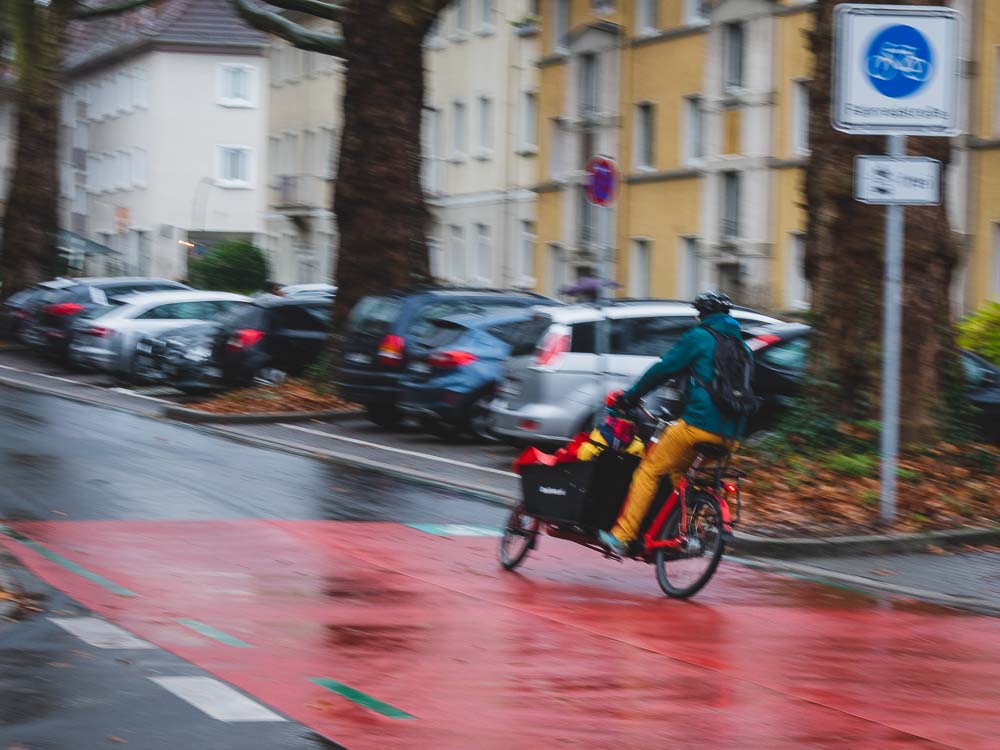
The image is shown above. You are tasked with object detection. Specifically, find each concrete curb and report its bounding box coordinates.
[728,556,1000,618]
[162,405,364,424]
[730,526,1000,558]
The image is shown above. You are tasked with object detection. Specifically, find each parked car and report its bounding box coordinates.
[489,300,782,446]
[67,290,250,376]
[135,295,331,392]
[747,322,1000,443]
[280,283,336,299]
[29,277,190,358]
[398,310,550,440]
[0,278,75,341]
[338,287,558,427]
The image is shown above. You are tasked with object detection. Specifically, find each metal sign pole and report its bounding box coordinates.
[880,134,905,524]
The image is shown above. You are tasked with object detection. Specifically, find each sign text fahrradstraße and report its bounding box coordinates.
[833,4,961,135]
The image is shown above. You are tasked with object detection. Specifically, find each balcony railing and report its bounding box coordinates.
[270,173,331,210]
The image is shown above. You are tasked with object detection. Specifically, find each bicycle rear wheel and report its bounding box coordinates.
[499,504,540,570]
[654,492,726,598]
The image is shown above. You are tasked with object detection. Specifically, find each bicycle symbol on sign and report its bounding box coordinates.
[867,42,932,83]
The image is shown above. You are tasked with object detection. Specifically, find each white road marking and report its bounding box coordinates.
[279,423,518,478]
[150,677,286,722]
[0,362,95,386]
[48,617,156,649]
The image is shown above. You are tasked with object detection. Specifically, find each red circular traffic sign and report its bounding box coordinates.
[585,156,617,206]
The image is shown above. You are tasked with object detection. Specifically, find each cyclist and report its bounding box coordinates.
[597,291,750,555]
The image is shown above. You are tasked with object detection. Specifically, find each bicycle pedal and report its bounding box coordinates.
[602,550,623,562]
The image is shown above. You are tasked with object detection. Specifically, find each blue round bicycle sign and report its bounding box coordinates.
[865,24,933,99]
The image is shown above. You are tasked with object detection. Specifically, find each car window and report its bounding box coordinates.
[273,305,328,331]
[488,319,549,356]
[419,319,468,348]
[610,316,697,356]
[760,337,809,371]
[570,321,596,353]
[347,296,403,337]
[137,301,215,320]
[205,300,248,318]
[408,301,478,340]
[5,289,34,306]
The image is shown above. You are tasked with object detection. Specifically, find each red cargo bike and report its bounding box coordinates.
[498,403,743,599]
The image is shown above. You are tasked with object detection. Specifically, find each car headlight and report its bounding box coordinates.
[183,345,212,362]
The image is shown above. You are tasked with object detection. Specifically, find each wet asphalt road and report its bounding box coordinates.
[1,383,502,749]
[0,385,504,526]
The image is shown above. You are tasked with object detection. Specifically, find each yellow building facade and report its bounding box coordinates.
[533,0,998,314]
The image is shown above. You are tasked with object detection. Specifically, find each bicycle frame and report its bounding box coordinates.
[641,475,734,554]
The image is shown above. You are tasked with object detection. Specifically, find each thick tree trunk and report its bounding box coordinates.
[0,0,70,300]
[805,0,961,443]
[331,1,436,333]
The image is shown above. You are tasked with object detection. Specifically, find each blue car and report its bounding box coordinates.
[399,310,549,440]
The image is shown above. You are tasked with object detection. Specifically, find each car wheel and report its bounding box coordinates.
[365,404,402,429]
[465,392,498,442]
[419,416,458,440]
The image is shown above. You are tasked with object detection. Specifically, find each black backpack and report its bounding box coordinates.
[691,325,759,418]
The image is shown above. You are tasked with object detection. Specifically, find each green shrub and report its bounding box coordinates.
[189,240,269,295]
[957,300,1000,366]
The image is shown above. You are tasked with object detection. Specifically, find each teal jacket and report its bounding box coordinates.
[624,312,749,439]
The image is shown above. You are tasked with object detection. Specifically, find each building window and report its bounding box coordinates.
[429,236,445,279]
[547,243,566,296]
[637,0,657,34]
[452,100,467,157]
[579,53,600,118]
[684,96,704,163]
[553,0,570,51]
[102,153,115,193]
[724,22,745,92]
[449,225,466,281]
[218,64,256,107]
[101,78,114,119]
[117,72,131,113]
[86,154,100,192]
[786,233,810,310]
[721,171,741,240]
[629,239,651,298]
[322,126,339,179]
[519,92,539,152]
[478,0,494,32]
[475,224,492,284]
[132,147,147,188]
[519,220,536,286]
[455,0,470,33]
[478,95,494,155]
[73,121,89,151]
[117,151,131,189]
[684,0,708,25]
[132,68,147,108]
[217,146,253,187]
[791,79,810,155]
[549,119,565,179]
[681,237,700,297]
[635,103,655,170]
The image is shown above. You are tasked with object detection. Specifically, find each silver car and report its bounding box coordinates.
[489,301,781,445]
[67,290,251,376]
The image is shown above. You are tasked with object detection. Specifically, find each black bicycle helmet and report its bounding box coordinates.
[692,290,733,317]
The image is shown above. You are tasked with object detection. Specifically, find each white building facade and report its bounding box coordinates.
[423,0,541,289]
[264,17,343,287]
[58,0,269,280]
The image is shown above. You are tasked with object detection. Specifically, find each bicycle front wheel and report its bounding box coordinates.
[654,492,726,598]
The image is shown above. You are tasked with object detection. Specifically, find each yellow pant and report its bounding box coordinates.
[610,420,729,544]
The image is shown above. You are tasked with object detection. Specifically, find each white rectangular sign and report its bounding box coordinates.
[854,156,940,205]
[833,4,961,135]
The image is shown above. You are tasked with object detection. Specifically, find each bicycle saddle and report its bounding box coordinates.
[693,442,730,460]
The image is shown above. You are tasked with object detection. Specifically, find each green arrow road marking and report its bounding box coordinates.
[177,619,251,648]
[310,678,416,720]
[0,524,137,597]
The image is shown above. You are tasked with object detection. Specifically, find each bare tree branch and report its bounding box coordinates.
[263,0,345,23]
[72,0,158,20]
[232,0,344,55]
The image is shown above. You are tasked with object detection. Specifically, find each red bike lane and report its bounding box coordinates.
[2,519,997,749]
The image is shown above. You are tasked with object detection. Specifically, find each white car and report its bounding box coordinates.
[68,290,251,375]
